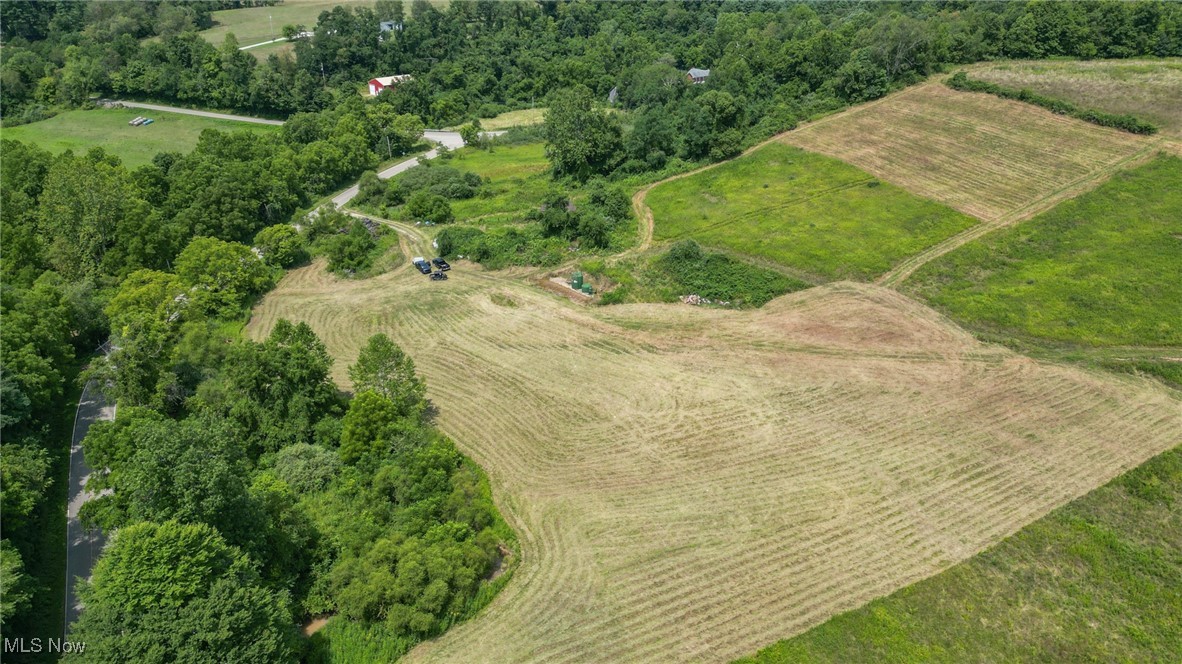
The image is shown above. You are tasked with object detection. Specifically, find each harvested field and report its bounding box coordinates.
[248,258,1181,663]
[782,82,1151,222]
[970,59,1182,136]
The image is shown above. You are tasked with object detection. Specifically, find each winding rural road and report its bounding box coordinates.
[331,130,502,208]
[64,382,115,635]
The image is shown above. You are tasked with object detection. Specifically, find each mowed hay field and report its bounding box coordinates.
[646,143,977,281]
[248,259,1181,663]
[740,446,1182,663]
[782,82,1153,222]
[971,58,1182,136]
[907,155,1182,348]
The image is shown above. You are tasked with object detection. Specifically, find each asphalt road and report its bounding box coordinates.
[64,382,115,636]
[330,129,502,208]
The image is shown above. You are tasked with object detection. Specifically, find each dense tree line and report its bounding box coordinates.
[0,71,434,653]
[4,1,1179,128]
[946,70,1159,134]
[2,121,506,654]
[68,322,505,661]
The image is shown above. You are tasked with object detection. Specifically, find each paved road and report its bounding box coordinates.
[330,130,502,208]
[64,382,115,635]
[104,100,284,126]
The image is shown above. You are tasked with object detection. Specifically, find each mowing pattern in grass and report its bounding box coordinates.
[445,143,550,224]
[783,82,1149,221]
[0,108,279,169]
[971,59,1182,137]
[737,444,1182,664]
[646,142,976,281]
[248,256,1180,663]
[908,155,1182,347]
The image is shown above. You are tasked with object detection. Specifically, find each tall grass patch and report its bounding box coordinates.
[592,241,810,307]
[909,155,1182,347]
[646,143,977,281]
[446,143,551,224]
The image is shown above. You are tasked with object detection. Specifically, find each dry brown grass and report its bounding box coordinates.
[248,259,1181,663]
[969,59,1182,137]
[781,82,1150,222]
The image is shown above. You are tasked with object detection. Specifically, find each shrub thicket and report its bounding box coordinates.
[946,72,1158,135]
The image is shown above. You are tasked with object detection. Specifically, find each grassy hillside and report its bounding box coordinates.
[200,0,367,48]
[1,108,280,168]
[646,143,976,281]
[737,444,1182,664]
[908,155,1182,347]
[249,252,1180,662]
[971,59,1182,136]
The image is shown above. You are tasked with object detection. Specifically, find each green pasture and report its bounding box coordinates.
[909,154,1182,347]
[647,143,977,281]
[1,108,279,169]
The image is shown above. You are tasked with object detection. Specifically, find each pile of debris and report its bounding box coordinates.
[358,216,380,236]
[679,294,730,307]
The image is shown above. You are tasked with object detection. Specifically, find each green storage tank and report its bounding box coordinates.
[571,271,584,288]
[582,284,594,295]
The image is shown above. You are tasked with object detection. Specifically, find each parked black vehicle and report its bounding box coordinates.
[430,271,448,281]
[413,257,433,274]
[432,257,451,270]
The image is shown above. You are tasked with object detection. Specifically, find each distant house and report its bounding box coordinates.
[687,68,710,84]
[368,75,413,96]
[608,86,618,105]
[379,20,401,32]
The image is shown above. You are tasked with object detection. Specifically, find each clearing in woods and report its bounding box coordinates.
[446,108,547,131]
[781,81,1152,223]
[200,0,368,46]
[969,58,1182,136]
[645,142,977,281]
[248,254,1180,663]
[0,108,280,168]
